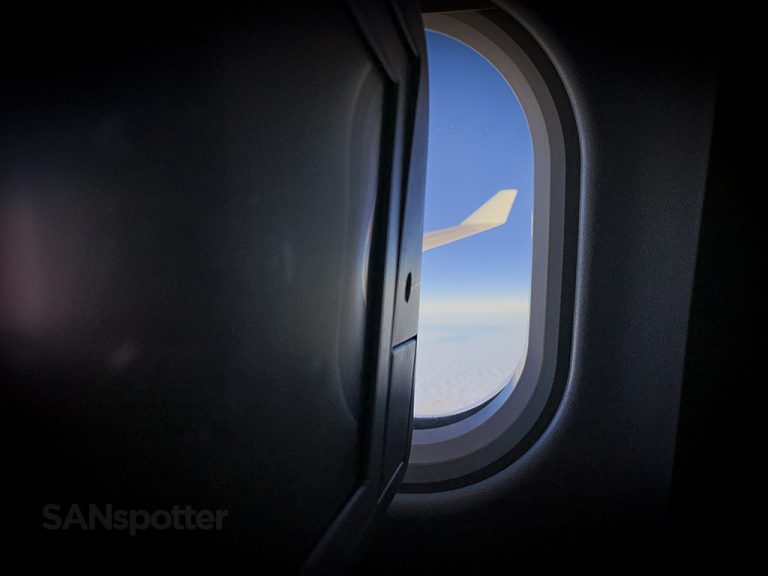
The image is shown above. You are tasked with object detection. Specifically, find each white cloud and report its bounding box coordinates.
[414,304,529,418]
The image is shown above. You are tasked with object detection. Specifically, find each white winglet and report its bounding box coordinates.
[422,189,517,251]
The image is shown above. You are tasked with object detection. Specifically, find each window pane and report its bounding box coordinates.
[415,31,533,419]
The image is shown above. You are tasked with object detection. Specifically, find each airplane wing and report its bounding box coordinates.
[422,189,517,251]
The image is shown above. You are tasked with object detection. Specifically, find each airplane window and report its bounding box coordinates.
[415,30,533,422]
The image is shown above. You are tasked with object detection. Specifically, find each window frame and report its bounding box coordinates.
[404,10,576,490]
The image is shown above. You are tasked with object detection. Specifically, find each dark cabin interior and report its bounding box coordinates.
[1,1,762,573]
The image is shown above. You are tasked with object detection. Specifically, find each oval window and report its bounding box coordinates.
[414,30,533,423]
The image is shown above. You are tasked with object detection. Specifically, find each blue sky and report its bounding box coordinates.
[420,30,533,304]
[414,31,533,417]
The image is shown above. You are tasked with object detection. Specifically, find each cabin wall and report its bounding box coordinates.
[362,1,721,571]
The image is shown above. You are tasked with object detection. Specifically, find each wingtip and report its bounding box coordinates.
[460,188,518,226]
